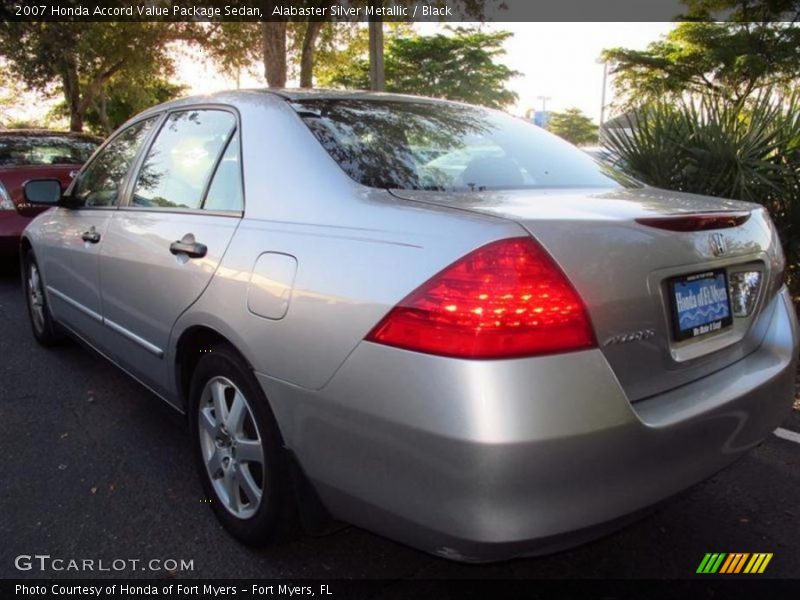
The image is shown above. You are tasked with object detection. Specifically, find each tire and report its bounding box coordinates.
[22,251,61,346]
[189,344,296,545]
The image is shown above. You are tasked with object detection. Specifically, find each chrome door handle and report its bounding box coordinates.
[170,234,207,259]
[81,227,101,244]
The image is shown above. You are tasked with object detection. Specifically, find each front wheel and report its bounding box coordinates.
[189,345,296,545]
[23,251,61,346]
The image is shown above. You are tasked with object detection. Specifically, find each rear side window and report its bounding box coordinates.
[203,131,243,212]
[132,109,236,210]
[295,99,638,192]
[72,118,157,208]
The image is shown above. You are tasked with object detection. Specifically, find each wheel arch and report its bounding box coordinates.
[174,324,255,411]
[174,322,338,534]
[19,235,32,269]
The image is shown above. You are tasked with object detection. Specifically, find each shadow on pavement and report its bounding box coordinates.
[0,258,20,283]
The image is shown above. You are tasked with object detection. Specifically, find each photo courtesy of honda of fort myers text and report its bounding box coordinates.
[1,0,800,599]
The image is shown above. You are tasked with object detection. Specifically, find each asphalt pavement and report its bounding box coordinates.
[1,262,799,582]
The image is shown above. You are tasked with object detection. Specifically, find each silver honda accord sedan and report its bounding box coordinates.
[19,90,798,562]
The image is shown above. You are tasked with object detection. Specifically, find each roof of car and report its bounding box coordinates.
[255,88,453,105]
[132,88,480,125]
[142,88,458,113]
[0,129,102,142]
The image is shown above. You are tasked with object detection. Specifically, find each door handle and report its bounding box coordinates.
[170,234,207,259]
[81,227,101,244]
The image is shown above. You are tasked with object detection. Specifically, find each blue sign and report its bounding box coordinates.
[532,111,551,128]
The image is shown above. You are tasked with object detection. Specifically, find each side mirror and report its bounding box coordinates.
[23,179,62,206]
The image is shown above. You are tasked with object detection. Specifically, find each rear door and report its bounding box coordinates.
[36,118,158,346]
[98,107,244,398]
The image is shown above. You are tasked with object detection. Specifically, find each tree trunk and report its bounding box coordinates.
[94,90,112,135]
[261,21,287,88]
[299,22,323,88]
[61,59,84,132]
[69,111,84,133]
[62,53,124,132]
[368,16,385,92]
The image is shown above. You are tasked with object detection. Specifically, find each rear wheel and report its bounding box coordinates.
[23,251,61,346]
[189,345,296,545]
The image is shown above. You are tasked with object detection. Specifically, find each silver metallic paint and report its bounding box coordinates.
[256,288,796,561]
[22,90,799,561]
[247,252,298,320]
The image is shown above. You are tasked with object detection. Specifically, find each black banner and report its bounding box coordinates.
[4,579,800,600]
[2,0,799,22]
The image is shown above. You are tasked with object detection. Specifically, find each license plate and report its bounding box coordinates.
[669,270,732,341]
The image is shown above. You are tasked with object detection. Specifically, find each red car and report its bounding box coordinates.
[0,130,100,257]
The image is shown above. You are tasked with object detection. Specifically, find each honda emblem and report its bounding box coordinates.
[710,232,727,256]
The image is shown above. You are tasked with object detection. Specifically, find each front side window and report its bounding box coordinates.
[294,99,639,192]
[132,110,236,210]
[72,118,157,208]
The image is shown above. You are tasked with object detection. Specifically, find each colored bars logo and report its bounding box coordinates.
[696,553,773,574]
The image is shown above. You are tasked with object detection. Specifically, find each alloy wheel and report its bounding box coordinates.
[198,376,265,519]
[27,261,45,334]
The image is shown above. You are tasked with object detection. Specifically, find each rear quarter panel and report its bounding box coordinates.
[169,93,524,392]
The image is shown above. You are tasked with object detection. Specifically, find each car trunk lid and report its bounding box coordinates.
[389,186,784,401]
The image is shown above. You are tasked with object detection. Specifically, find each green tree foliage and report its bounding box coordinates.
[604,91,800,293]
[202,20,360,89]
[54,77,187,136]
[202,22,264,84]
[679,0,800,21]
[547,108,599,145]
[0,64,22,126]
[0,22,193,132]
[314,23,412,87]
[603,4,800,107]
[321,27,520,109]
[253,1,493,88]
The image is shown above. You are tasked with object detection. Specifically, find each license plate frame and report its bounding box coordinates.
[668,269,733,342]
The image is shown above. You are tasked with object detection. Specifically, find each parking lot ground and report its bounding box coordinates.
[1,263,799,583]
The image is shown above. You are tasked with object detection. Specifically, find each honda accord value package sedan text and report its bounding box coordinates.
[19,90,798,562]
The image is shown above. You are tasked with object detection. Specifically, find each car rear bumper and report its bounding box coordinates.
[256,287,798,562]
[0,210,31,255]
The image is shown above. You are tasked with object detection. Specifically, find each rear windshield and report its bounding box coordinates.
[293,99,637,192]
[0,134,99,167]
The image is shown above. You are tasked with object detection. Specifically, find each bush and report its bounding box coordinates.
[604,92,800,297]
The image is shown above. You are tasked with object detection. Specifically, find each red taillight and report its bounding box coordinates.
[365,237,596,359]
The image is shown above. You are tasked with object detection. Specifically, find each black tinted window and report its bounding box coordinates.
[72,119,156,208]
[204,131,243,212]
[0,134,98,167]
[132,110,236,210]
[295,99,636,191]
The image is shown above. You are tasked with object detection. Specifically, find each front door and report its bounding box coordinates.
[40,117,159,347]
